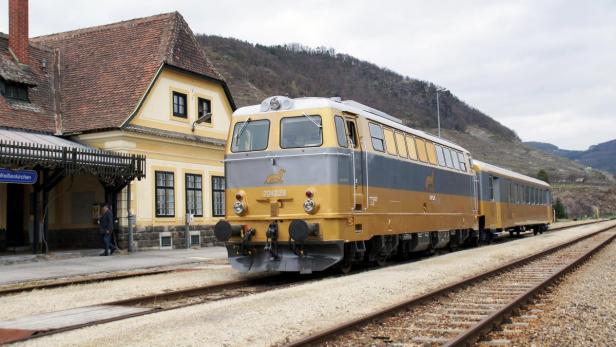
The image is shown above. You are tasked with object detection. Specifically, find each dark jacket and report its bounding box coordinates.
[99,209,114,234]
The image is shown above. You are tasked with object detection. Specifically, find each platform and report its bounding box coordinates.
[0,247,227,285]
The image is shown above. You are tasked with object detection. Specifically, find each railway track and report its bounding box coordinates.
[0,220,605,345]
[0,267,186,297]
[0,220,600,298]
[0,272,323,345]
[285,224,616,347]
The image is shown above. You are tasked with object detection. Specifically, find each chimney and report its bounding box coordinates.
[9,0,29,65]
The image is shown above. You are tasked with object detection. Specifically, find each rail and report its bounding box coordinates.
[285,223,615,346]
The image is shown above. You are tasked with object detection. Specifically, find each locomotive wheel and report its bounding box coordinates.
[376,255,387,267]
[339,259,353,274]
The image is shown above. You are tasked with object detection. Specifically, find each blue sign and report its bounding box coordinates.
[0,168,38,184]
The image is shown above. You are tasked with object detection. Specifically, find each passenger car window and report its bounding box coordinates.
[415,138,428,162]
[406,136,418,160]
[395,132,407,158]
[436,145,446,166]
[383,129,397,155]
[488,176,494,201]
[518,185,523,204]
[334,116,347,147]
[280,115,322,148]
[369,123,385,152]
[231,119,270,152]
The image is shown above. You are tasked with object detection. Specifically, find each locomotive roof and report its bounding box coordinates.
[473,160,550,188]
[233,97,469,153]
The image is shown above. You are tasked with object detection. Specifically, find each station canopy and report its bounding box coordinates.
[0,128,145,186]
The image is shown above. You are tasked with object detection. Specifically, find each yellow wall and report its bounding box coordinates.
[73,66,232,230]
[130,68,232,140]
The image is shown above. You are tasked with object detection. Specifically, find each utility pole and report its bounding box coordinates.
[435,87,447,138]
[436,91,441,138]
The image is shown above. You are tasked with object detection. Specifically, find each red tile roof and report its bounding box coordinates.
[0,12,232,134]
[0,34,58,133]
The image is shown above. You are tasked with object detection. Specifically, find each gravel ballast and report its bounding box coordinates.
[13,220,616,347]
[0,264,262,321]
[483,230,616,346]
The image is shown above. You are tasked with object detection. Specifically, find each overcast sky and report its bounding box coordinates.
[1,0,614,150]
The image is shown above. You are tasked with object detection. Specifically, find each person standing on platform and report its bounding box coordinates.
[98,204,116,256]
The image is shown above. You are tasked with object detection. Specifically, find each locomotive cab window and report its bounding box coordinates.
[346,120,358,148]
[231,119,270,152]
[281,115,322,148]
[334,116,347,147]
[369,123,385,152]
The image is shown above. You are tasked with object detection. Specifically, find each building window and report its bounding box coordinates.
[155,171,175,217]
[172,92,187,117]
[197,98,212,123]
[185,174,203,217]
[2,81,29,101]
[212,176,225,217]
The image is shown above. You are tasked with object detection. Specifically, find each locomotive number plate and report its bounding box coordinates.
[263,189,288,198]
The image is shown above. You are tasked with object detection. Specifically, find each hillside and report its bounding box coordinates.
[526,140,616,176]
[197,35,616,217]
[197,36,516,139]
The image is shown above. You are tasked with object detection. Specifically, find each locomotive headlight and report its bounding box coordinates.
[233,201,246,215]
[303,199,317,214]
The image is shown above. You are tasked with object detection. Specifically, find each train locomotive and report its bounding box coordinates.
[214,96,553,273]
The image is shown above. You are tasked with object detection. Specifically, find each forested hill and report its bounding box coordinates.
[526,140,616,175]
[197,35,517,140]
[196,34,615,217]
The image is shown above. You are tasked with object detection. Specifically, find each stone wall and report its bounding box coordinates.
[43,224,222,251]
[116,224,223,250]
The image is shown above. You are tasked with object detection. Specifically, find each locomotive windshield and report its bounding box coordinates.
[280,115,323,148]
[231,119,270,152]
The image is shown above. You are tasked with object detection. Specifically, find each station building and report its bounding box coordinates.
[0,0,235,253]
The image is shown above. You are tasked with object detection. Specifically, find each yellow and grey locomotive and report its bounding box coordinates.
[214,96,552,273]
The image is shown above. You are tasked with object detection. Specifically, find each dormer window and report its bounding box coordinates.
[1,80,29,102]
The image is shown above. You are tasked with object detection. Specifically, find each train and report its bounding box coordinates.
[214,96,553,274]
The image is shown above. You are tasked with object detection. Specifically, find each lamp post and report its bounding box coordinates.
[435,87,447,138]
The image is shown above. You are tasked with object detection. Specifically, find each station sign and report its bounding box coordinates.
[0,168,38,184]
